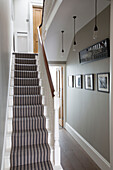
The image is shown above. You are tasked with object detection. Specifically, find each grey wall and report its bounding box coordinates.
[66,6,110,162]
[0,0,13,167]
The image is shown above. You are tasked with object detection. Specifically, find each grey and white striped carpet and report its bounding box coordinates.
[10,53,53,170]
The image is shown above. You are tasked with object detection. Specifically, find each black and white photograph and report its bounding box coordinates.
[76,75,82,88]
[97,73,110,93]
[84,74,94,90]
[68,75,75,88]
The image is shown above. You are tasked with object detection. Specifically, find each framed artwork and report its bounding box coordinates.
[97,73,110,93]
[79,38,110,64]
[76,75,82,89]
[84,74,94,90]
[68,75,75,88]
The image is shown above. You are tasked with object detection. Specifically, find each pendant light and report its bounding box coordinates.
[61,30,64,58]
[73,16,77,51]
[93,0,98,39]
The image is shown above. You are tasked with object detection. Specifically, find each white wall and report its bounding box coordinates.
[14,0,43,52]
[0,0,13,167]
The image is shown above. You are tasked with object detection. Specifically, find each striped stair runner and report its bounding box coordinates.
[10,54,53,170]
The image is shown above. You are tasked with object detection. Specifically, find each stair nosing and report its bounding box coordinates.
[14,86,41,88]
[13,115,45,119]
[14,77,39,79]
[14,63,37,66]
[14,94,42,96]
[11,143,50,151]
[12,129,47,134]
[14,70,38,73]
[15,58,36,60]
[13,105,44,107]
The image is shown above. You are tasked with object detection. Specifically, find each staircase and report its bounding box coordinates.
[8,53,53,169]
[2,26,62,170]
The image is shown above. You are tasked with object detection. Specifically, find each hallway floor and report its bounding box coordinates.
[59,129,100,170]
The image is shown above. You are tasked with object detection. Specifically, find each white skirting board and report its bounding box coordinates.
[65,122,111,170]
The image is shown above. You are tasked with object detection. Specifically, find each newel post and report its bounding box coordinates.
[54,91,61,166]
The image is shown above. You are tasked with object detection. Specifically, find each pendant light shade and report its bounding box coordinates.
[61,30,64,58]
[73,16,77,51]
[93,0,98,39]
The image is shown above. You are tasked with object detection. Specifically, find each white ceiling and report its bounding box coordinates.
[45,0,110,61]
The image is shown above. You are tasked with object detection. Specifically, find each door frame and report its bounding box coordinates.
[49,64,66,128]
[29,1,43,52]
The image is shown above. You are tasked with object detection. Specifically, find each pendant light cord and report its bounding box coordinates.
[61,31,64,52]
[73,16,76,45]
[74,18,75,43]
[95,0,97,26]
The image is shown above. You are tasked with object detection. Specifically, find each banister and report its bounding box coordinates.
[39,0,45,28]
[37,27,55,98]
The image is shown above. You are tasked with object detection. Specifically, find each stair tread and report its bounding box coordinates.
[15,58,36,65]
[14,95,42,96]
[15,63,37,66]
[12,129,48,135]
[11,143,50,154]
[14,85,41,88]
[13,105,44,108]
[10,161,53,170]
[14,86,41,95]
[14,70,38,72]
[10,144,51,166]
[12,129,48,147]
[12,116,46,132]
[13,115,45,120]
[15,58,36,60]
[14,77,39,79]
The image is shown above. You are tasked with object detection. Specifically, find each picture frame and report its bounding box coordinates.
[75,75,82,89]
[84,74,94,90]
[68,75,75,88]
[97,73,110,93]
[79,38,110,64]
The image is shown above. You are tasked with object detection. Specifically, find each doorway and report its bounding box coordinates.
[33,7,42,53]
[49,65,65,128]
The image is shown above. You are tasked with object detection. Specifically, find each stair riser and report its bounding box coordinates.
[13,96,42,106]
[12,117,46,132]
[5,132,52,152]
[15,54,36,59]
[14,71,38,78]
[14,79,40,86]
[12,131,48,147]
[15,65,37,71]
[14,87,41,95]
[15,59,36,65]
[13,106,44,118]
[12,60,39,68]
[10,145,51,167]
[10,78,42,87]
[11,70,41,79]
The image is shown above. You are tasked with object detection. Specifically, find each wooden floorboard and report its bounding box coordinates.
[59,128,101,170]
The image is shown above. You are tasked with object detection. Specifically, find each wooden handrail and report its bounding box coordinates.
[38,27,55,98]
[38,1,55,98]
[39,0,45,28]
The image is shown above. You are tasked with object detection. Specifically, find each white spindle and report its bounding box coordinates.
[54,91,61,166]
